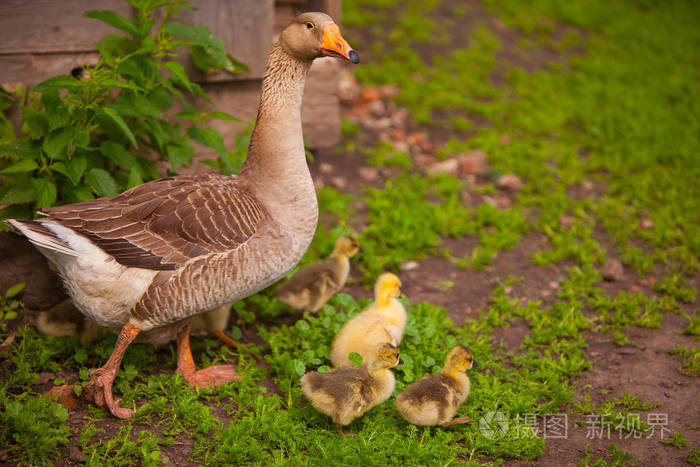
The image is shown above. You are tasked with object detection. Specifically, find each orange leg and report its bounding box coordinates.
[441,416,473,427]
[177,321,241,388]
[214,330,245,349]
[336,423,358,438]
[80,322,140,419]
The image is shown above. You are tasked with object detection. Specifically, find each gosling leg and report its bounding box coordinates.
[441,416,473,427]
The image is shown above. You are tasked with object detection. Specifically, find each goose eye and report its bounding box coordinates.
[306,22,314,29]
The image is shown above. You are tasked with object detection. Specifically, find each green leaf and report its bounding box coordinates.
[0,179,35,204]
[292,359,306,376]
[210,111,240,122]
[32,75,82,92]
[1,159,38,174]
[0,140,41,159]
[33,178,57,208]
[165,142,194,169]
[51,403,69,423]
[147,87,174,110]
[164,61,193,92]
[174,110,200,121]
[5,283,25,298]
[23,108,49,139]
[4,311,17,321]
[127,167,143,188]
[62,183,94,204]
[348,352,364,367]
[85,168,118,197]
[95,34,131,65]
[100,107,138,148]
[188,126,226,158]
[84,10,138,36]
[42,127,74,160]
[41,91,70,131]
[52,154,87,185]
[100,141,141,173]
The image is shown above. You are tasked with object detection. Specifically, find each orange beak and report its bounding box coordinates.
[321,23,360,64]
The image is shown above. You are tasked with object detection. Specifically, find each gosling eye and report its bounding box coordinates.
[306,22,314,29]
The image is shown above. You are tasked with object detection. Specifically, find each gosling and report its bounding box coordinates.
[330,273,405,368]
[395,345,475,427]
[277,236,360,312]
[300,343,401,436]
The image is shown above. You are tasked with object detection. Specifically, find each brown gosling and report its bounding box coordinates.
[300,343,401,437]
[277,236,360,312]
[395,345,475,427]
[330,273,405,368]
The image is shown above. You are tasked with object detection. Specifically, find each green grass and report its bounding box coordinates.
[1,0,699,464]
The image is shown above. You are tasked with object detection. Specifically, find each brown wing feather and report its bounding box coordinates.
[40,174,269,270]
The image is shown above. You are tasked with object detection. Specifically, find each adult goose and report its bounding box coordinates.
[6,12,359,419]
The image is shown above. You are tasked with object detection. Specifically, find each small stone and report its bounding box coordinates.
[582,180,594,191]
[44,384,77,410]
[497,173,523,192]
[330,176,347,190]
[639,218,653,230]
[338,70,360,104]
[318,162,333,174]
[549,281,560,289]
[426,158,459,176]
[360,87,381,101]
[499,134,511,145]
[379,85,400,99]
[541,289,551,298]
[400,261,419,272]
[391,128,405,141]
[457,150,488,175]
[414,154,438,167]
[377,131,392,142]
[69,445,85,463]
[461,191,472,206]
[407,132,424,145]
[504,286,513,294]
[420,140,435,153]
[617,347,637,355]
[37,372,52,385]
[358,166,379,182]
[393,141,410,153]
[372,118,392,131]
[494,196,511,209]
[602,258,624,282]
[368,99,386,118]
[559,215,573,229]
[391,108,410,126]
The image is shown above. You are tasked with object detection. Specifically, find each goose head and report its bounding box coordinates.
[369,343,402,370]
[443,345,476,375]
[281,12,360,64]
[331,236,361,258]
[375,272,403,305]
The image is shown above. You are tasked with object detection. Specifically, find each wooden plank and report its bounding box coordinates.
[0,0,273,83]
[0,0,131,54]
[0,52,99,86]
[176,0,274,82]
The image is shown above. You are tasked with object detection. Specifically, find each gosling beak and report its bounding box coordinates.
[321,23,360,64]
[398,292,404,299]
[398,358,404,365]
[472,360,478,369]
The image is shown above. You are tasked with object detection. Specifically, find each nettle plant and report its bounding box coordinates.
[0,0,248,222]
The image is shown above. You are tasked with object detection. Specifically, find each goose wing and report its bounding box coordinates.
[39,174,269,270]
